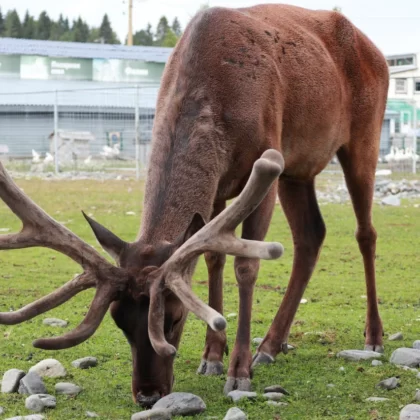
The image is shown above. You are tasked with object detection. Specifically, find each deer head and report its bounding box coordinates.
[0,149,284,407]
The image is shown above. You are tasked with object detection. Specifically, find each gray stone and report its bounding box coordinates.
[418,372,420,379]
[25,394,56,412]
[72,357,98,369]
[414,341,420,350]
[29,359,66,378]
[337,350,384,361]
[416,390,420,402]
[226,313,237,319]
[0,407,4,415]
[131,409,171,420]
[372,360,383,366]
[264,385,290,395]
[1,369,26,393]
[18,372,47,395]
[267,401,288,407]
[376,377,399,390]
[42,318,68,327]
[390,348,420,367]
[382,195,401,206]
[365,397,390,402]
[5,416,45,420]
[152,392,206,416]
[223,407,247,420]
[86,412,99,418]
[263,392,285,401]
[227,390,257,402]
[389,332,404,341]
[252,338,263,346]
[339,367,345,372]
[55,382,82,396]
[399,404,420,419]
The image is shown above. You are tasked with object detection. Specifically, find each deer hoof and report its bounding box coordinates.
[251,351,275,369]
[196,359,224,376]
[364,344,385,353]
[223,376,252,395]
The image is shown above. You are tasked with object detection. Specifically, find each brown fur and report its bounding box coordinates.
[93,4,389,403]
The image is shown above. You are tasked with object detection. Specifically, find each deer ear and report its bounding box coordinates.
[173,213,206,248]
[82,211,127,262]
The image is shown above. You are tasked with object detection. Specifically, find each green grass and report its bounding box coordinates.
[0,177,419,420]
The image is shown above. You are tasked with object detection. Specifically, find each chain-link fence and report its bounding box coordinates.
[0,85,159,178]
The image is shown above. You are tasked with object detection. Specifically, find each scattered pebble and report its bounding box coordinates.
[86,412,99,418]
[337,350,384,361]
[252,338,263,346]
[29,359,66,378]
[55,382,82,396]
[263,392,285,401]
[327,384,335,388]
[72,357,98,369]
[389,332,403,341]
[0,228,10,232]
[416,390,420,402]
[365,397,390,402]
[376,377,399,390]
[226,313,237,319]
[414,341,420,350]
[417,372,420,379]
[1,369,26,393]
[267,401,288,407]
[0,407,4,415]
[223,407,247,420]
[372,360,383,367]
[227,390,257,402]
[339,367,345,372]
[18,372,47,395]
[25,394,56,412]
[381,195,401,206]
[42,318,68,327]
[399,404,420,419]
[390,348,420,367]
[5,416,45,420]
[125,211,136,215]
[152,392,206,416]
[300,299,308,304]
[264,385,290,395]
[131,409,171,420]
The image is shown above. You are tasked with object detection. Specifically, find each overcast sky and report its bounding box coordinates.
[1,0,419,55]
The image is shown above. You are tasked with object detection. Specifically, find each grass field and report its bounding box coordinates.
[0,176,419,420]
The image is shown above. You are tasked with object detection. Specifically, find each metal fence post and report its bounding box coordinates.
[135,85,140,180]
[54,90,59,174]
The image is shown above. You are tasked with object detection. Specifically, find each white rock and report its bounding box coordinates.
[0,407,4,415]
[399,404,420,419]
[339,366,345,372]
[389,332,403,341]
[382,195,401,206]
[390,348,420,367]
[300,299,308,304]
[267,401,288,407]
[72,357,98,369]
[1,369,26,393]
[131,409,171,420]
[252,338,263,346]
[152,392,206,416]
[42,318,68,327]
[55,382,82,396]
[29,359,66,378]
[416,390,420,401]
[263,392,285,401]
[337,350,384,361]
[86,412,99,418]
[226,313,237,319]
[5,416,45,420]
[223,407,247,420]
[376,377,399,390]
[414,341,420,350]
[365,397,390,402]
[25,394,56,412]
[227,390,257,402]
[372,360,383,366]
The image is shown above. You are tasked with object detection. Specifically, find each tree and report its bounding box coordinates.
[72,17,90,42]
[171,17,182,37]
[22,10,36,39]
[98,14,119,44]
[155,16,170,46]
[36,11,52,40]
[4,10,22,38]
[0,8,4,36]
[161,28,178,47]
[133,23,153,46]
[333,6,342,12]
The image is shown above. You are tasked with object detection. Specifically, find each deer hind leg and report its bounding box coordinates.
[253,178,326,367]
[337,144,384,352]
[223,185,277,394]
[197,202,227,376]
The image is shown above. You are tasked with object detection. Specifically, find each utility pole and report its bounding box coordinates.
[127,0,133,46]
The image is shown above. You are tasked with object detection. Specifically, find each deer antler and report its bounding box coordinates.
[148,149,285,356]
[0,162,128,349]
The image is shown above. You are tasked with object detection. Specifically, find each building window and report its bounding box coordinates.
[415,79,420,93]
[387,56,415,67]
[395,78,407,94]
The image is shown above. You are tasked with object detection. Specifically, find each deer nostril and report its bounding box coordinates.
[136,392,161,408]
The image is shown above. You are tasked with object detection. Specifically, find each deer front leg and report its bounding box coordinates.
[224,187,276,394]
[197,250,227,376]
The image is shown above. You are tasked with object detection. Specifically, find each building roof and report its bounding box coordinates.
[0,38,173,63]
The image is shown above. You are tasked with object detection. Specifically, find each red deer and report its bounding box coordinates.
[0,3,388,407]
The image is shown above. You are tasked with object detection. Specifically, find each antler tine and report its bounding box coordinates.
[0,161,111,268]
[159,149,285,331]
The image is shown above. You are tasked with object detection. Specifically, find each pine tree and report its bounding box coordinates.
[0,7,4,36]
[155,16,170,46]
[36,11,52,40]
[161,28,178,47]
[22,10,35,39]
[99,14,114,44]
[4,10,22,38]
[133,23,153,46]
[72,17,89,42]
[171,17,182,37]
